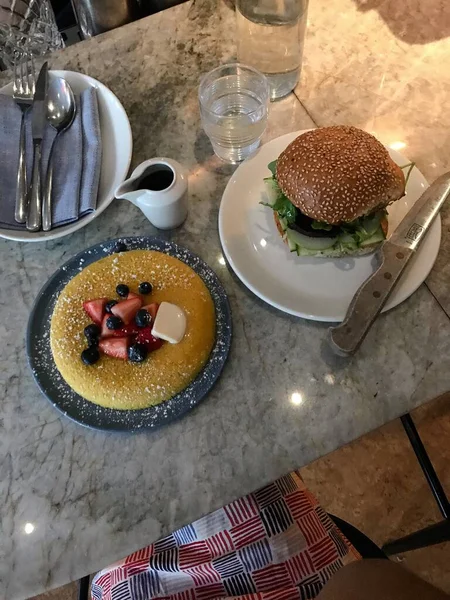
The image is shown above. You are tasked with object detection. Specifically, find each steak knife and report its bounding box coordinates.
[329,171,450,356]
[26,62,48,232]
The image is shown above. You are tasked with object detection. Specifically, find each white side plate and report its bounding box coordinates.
[0,70,132,242]
[219,130,441,322]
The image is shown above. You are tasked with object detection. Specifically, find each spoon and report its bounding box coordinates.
[42,76,76,232]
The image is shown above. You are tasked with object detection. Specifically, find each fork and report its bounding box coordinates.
[13,50,36,224]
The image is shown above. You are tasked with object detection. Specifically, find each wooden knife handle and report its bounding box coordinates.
[329,243,413,356]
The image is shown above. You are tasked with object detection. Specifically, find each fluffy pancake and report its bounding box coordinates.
[50,250,216,410]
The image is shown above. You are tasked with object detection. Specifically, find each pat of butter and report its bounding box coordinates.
[151,302,186,344]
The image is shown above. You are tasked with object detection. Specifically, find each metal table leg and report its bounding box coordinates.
[382,519,450,555]
[78,575,90,600]
[382,413,450,555]
[401,414,449,519]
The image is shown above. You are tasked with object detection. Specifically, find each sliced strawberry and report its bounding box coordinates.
[100,314,115,339]
[142,302,159,321]
[112,323,140,337]
[127,291,144,303]
[111,297,142,324]
[99,337,129,360]
[136,326,164,352]
[83,298,108,325]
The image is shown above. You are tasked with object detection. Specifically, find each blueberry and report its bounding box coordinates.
[128,343,148,363]
[138,281,153,295]
[116,284,129,298]
[84,324,100,345]
[81,346,100,365]
[106,315,123,330]
[113,241,127,253]
[135,308,150,328]
[105,300,118,314]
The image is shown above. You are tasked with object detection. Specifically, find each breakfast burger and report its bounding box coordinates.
[262,126,406,257]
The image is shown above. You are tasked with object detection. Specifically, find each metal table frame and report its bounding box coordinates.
[382,413,450,555]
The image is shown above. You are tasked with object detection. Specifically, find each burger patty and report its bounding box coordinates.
[289,211,341,238]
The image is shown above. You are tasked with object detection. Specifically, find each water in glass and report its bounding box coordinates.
[199,63,269,163]
[236,0,308,100]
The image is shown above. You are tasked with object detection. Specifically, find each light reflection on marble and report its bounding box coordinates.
[1,0,450,599]
[290,392,303,406]
[24,522,35,535]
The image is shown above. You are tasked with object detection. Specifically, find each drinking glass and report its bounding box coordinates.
[199,63,270,164]
[0,0,63,70]
[236,0,309,100]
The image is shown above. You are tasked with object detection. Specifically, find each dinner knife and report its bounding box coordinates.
[26,62,48,232]
[329,171,450,356]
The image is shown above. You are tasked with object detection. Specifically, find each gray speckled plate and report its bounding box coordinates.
[27,237,232,432]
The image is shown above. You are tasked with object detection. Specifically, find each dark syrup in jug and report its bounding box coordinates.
[138,168,174,191]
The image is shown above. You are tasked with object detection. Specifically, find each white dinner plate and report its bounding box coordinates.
[0,70,132,242]
[219,130,441,322]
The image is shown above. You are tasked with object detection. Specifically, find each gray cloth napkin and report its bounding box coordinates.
[0,86,102,230]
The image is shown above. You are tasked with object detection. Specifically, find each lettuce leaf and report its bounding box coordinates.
[270,192,297,224]
[261,175,297,225]
[311,220,333,231]
[267,160,277,176]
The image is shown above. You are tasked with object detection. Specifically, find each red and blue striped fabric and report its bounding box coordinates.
[92,471,360,600]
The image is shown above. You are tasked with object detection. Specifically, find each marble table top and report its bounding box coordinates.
[1,0,450,598]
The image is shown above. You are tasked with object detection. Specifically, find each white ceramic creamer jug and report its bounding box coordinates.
[115,158,188,229]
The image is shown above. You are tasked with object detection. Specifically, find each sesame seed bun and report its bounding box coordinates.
[276,126,405,225]
[274,213,379,258]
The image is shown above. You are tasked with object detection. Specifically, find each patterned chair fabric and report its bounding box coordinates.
[92,471,361,600]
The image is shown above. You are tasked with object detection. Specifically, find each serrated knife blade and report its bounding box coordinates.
[329,171,450,356]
